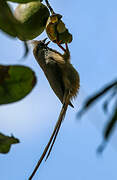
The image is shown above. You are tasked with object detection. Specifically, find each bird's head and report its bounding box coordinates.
[31,38,50,58]
[32,38,50,51]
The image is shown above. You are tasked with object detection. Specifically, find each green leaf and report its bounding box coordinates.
[7,0,43,3]
[0,1,49,40]
[0,0,18,37]
[0,133,19,154]
[14,2,50,40]
[0,65,36,104]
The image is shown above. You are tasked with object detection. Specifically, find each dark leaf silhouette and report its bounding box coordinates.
[103,88,117,113]
[97,101,117,153]
[77,79,117,117]
[22,41,29,58]
[0,133,19,154]
[104,105,117,140]
[77,79,117,153]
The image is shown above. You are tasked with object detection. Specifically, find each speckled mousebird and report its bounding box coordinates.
[29,38,80,180]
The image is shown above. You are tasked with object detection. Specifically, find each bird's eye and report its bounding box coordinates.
[38,42,44,48]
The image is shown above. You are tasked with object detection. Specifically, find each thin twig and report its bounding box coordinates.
[45,0,55,14]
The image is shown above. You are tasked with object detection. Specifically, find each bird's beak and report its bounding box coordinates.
[42,38,51,46]
[42,38,48,43]
[30,38,50,49]
[30,38,48,48]
[45,41,51,46]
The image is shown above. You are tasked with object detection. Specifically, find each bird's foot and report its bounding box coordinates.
[56,40,66,52]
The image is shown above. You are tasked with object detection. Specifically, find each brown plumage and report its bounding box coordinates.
[29,39,80,180]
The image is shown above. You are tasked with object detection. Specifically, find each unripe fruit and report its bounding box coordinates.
[46,14,72,44]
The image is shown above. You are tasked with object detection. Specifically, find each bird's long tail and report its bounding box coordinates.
[29,91,70,180]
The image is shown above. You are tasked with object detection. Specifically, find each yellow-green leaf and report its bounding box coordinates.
[0,0,18,37]
[14,2,50,40]
[7,0,43,3]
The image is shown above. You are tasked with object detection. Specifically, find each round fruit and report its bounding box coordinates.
[46,14,72,44]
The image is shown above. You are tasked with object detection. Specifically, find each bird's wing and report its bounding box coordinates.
[45,50,65,64]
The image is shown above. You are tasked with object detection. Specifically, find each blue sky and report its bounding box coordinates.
[0,0,117,179]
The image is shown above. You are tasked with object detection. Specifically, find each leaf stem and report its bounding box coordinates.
[45,0,55,14]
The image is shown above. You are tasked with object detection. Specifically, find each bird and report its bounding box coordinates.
[32,38,74,107]
[29,38,80,180]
